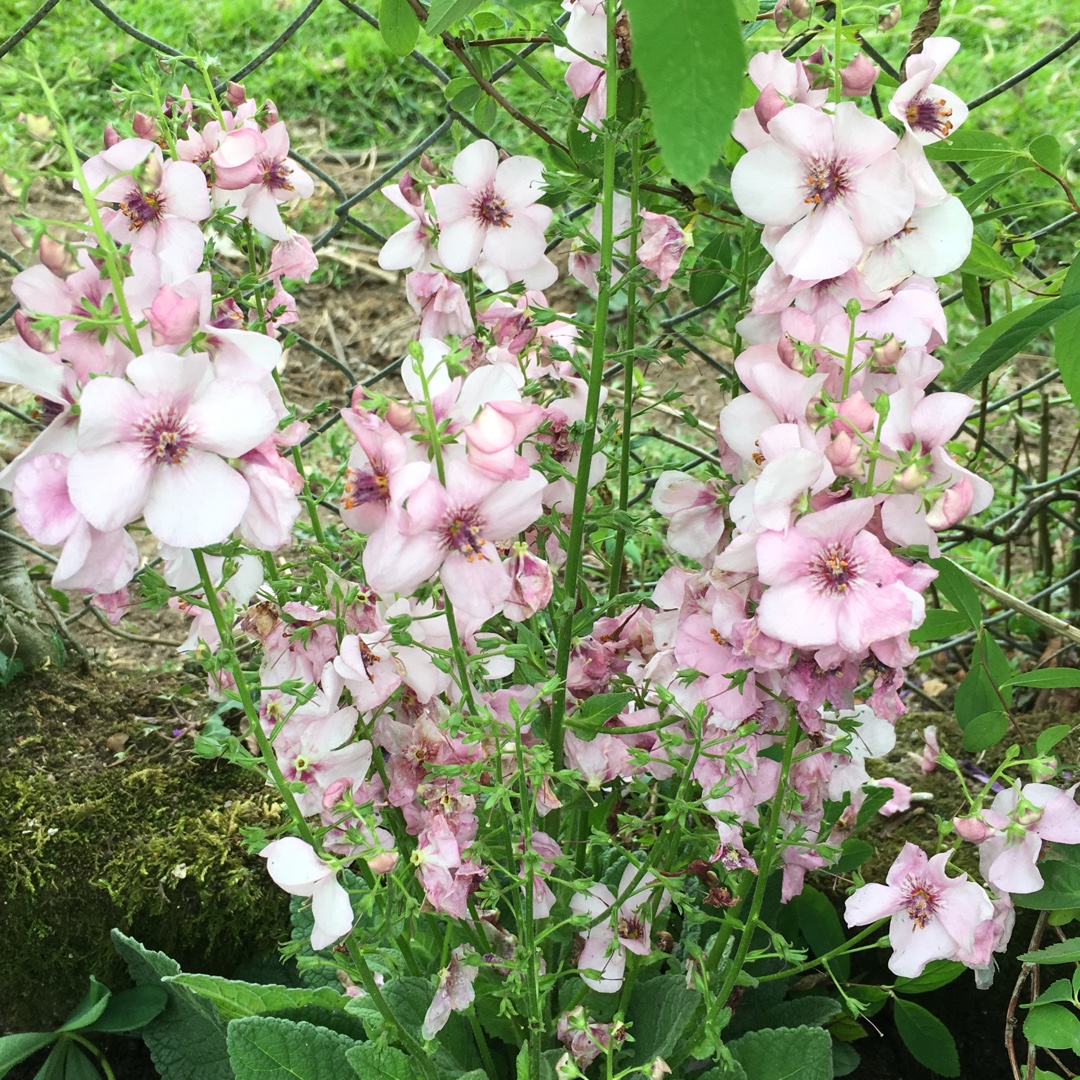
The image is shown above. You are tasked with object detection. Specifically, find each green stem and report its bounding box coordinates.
[756,919,887,982]
[548,0,621,774]
[832,0,844,106]
[67,1036,116,1080]
[607,111,642,601]
[192,549,314,846]
[35,67,142,355]
[345,935,439,1079]
[468,1007,498,1080]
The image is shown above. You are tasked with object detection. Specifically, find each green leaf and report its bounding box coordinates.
[689,234,731,306]
[35,1042,69,1080]
[0,1031,56,1073]
[959,236,1014,280]
[1015,845,1080,910]
[110,930,231,1080]
[831,1042,860,1077]
[960,710,1009,752]
[1023,1004,1080,1050]
[957,172,1013,210]
[59,978,111,1033]
[1037,724,1072,756]
[924,130,1018,164]
[426,0,481,35]
[1056,259,1080,410]
[1020,938,1080,965]
[953,293,1080,393]
[909,608,973,644]
[379,0,419,54]
[226,1017,355,1080]
[894,961,965,995]
[165,974,345,1021]
[86,986,168,1033]
[791,886,849,981]
[893,998,959,1077]
[570,692,635,728]
[756,998,842,1030]
[1007,669,1080,689]
[728,1025,833,1080]
[1027,979,1075,1007]
[621,0,743,185]
[1029,135,1062,175]
[948,298,1051,390]
[926,558,982,628]
[834,839,874,874]
[345,1042,411,1079]
[624,975,700,1067]
[61,1044,101,1080]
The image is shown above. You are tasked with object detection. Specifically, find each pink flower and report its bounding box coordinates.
[844,842,994,977]
[731,103,914,280]
[421,946,479,1040]
[83,139,210,268]
[755,499,928,655]
[406,271,473,339]
[503,542,554,621]
[269,232,319,282]
[570,866,672,993]
[363,460,546,622]
[233,122,314,241]
[557,1008,624,1070]
[66,352,278,548]
[877,778,912,816]
[651,472,726,560]
[433,141,550,280]
[890,38,968,144]
[637,211,686,288]
[379,173,437,271]
[979,784,1080,894]
[839,54,879,97]
[918,725,940,772]
[261,837,353,951]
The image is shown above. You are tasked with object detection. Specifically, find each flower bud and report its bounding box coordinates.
[953,815,993,843]
[772,0,794,31]
[1030,756,1060,784]
[878,4,901,30]
[835,393,877,433]
[504,543,554,621]
[225,81,247,107]
[893,462,928,493]
[265,98,280,125]
[840,54,880,97]
[926,477,974,529]
[1017,806,1045,828]
[872,338,903,368]
[754,85,787,130]
[384,401,417,432]
[789,0,812,17]
[368,850,399,874]
[14,310,54,354]
[103,122,121,149]
[825,431,862,476]
[132,112,159,141]
[9,221,31,249]
[40,236,77,276]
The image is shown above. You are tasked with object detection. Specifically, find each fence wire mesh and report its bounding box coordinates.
[0,0,1078,668]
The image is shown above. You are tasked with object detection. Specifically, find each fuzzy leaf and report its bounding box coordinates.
[226,1017,355,1080]
[622,0,744,185]
[110,930,231,1080]
[893,998,959,1076]
[0,1031,56,1072]
[728,1025,833,1079]
[165,974,345,1021]
[624,975,700,1067]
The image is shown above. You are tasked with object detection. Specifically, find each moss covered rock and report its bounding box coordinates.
[0,667,289,1031]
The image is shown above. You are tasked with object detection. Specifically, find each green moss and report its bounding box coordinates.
[0,668,290,1031]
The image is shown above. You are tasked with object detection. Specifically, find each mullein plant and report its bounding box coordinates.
[2,12,1077,1076]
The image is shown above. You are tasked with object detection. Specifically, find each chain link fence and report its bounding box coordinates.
[0,0,1079,670]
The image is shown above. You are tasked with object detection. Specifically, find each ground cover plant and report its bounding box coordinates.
[1,1,1080,1079]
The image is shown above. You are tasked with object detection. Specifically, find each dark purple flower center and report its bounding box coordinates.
[803,156,850,208]
[343,467,390,510]
[139,408,192,466]
[906,95,954,139]
[812,542,860,594]
[119,187,166,230]
[618,913,646,942]
[903,881,938,929]
[473,188,511,227]
[261,157,294,192]
[442,506,489,561]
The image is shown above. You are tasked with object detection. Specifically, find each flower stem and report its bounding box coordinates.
[548,0,621,774]
[192,548,314,846]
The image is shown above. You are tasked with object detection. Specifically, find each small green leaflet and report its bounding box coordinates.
[425,0,482,36]
[1023,1004,1080,1051]
[893,998,960,1077]
[1005,668,1080,689]
[1055,258,1080,410]
[1019,938,1080,965]
[379,0,419,55]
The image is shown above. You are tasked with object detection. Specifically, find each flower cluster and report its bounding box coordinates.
[0,83,318,616]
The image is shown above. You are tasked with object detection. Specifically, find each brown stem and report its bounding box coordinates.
[464,35,549,46]
[1032,163,1080,215]
[1005,910,1049,1080]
